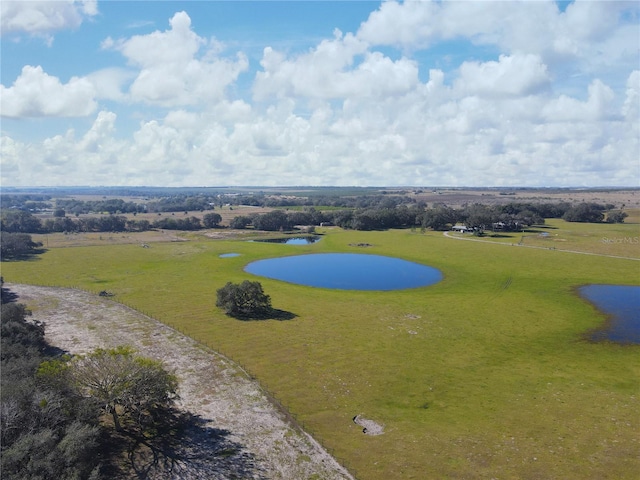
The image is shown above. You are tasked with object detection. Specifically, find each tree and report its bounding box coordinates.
[64,346,178,431]
[216,281,272,318]
[202,212,222,228]
[562,202,605,223]
[0,233,43,259]
[229,215,251,229]
[605,211,628,223]
[462,204,496,233]
[252,210,293,231]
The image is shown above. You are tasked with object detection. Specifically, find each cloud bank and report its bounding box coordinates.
[1,1,638,187]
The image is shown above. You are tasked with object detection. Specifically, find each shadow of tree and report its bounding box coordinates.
[1,248,47,262]
[103,408,266,479]
[1,286,20,304]
[230,308,297,321]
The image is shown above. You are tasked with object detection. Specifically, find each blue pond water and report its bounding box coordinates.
[245,253,442,290]
[253,236,321,245]
[219,253,241,258]
[579,285,640,344]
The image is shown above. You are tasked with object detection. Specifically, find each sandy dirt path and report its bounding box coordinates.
[8,283,354,480]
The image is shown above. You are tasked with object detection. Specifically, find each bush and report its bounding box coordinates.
[216,281,272,318]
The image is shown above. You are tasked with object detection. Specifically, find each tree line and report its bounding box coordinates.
[0,210,224,235]
[227,201,625,232]
[0,201,626,243]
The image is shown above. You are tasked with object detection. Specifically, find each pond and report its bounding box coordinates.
[579,285,640,344]
[244,253,442,290]
[252,236,321,245]
[219,253,241,258]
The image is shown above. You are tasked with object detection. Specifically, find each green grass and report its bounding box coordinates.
[2,224,639,479]
[454,216,640,259]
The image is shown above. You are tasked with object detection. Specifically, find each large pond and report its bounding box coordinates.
[579,285,640,344]
[245,253,442,290]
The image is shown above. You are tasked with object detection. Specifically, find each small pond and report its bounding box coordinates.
[219,253,241,258]
[245,253,442,290]
[579,285,640,344]
[253,236,321,245]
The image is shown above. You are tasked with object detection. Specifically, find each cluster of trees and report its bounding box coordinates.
[0,210,225,236]
[1,210,132,234]
[1,197,626,239]
[1,289,103,478]
[1,195,52,212]
[220,193,416,209]
[4,194,220,217]
[1,284,179,479]
[560,202,624,223]
[145,195,217,213]
[54,198,146,216]
[153,212,223,230]
[223,201,625,233]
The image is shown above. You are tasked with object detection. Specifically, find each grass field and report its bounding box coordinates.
[3,220,639,479]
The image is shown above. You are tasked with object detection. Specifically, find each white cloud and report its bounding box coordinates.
[3,68,638,187]
[356,0,441,48]
[1,3,638,187]
[0,65,97,118]
[253,29,419,101]
[102,11,248,107]
[78,110,116,152]
[455,54,551,97]
[622,70,640,121]
[357,0,638,67]
[1,0,97,42]
[254,29,371,100]
[85,68,135,102]
[542,79,616,122]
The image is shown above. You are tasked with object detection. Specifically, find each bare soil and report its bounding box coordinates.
[9,283,353,480]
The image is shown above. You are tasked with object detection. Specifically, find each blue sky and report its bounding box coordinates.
[1,0,639,187]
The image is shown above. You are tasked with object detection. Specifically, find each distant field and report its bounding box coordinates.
[3,220,639,479]
[411,188,640,208]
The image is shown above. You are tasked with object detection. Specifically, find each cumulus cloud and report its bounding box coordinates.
[542,79,616,122]
[3,71,638,187]
[254,29,369,100]
[622,70,640,121]
[85,68,135,102]
[357,0,638,66]
[253,28,420,101]
[1,4,638,187]
[102,11,248,107]
[455,54,551,97]
[0,65,97,118]
[1,0,97,42]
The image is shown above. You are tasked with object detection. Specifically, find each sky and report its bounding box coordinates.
[1,0,639,188]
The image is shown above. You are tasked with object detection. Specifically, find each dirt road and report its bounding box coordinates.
[8,283,353,480]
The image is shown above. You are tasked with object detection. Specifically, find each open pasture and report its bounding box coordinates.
[2,223,639,479]
[449,210,640,259]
